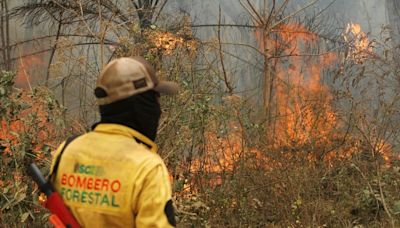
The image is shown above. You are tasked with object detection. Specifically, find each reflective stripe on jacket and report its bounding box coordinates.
[49,123,175,228]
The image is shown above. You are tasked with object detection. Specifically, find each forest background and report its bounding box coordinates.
[1,0,400,227]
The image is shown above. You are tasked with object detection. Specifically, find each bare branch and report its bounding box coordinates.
[217,5,233,94]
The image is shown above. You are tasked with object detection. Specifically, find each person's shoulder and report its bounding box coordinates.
[126,145,165,165]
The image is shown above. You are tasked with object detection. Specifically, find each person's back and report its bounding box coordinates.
[49,57,179,227]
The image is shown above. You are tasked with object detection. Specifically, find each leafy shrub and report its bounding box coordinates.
[0,71,65,227]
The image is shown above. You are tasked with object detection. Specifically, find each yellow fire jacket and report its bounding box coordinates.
[49,123,175,228]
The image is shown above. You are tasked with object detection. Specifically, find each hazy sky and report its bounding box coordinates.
[167,0,388,35]
[10,0,390,42]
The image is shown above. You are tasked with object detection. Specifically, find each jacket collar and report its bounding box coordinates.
[93,123,158,153]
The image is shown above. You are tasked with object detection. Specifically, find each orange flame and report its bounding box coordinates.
[175,22,391,196]
[180,122,264,193]
[265,22,339,154]
[0,89,57,160]
[375,140,395,167]
[343,23,373,63]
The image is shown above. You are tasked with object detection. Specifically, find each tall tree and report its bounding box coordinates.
[0,0,11,70]
[386,0,400,46]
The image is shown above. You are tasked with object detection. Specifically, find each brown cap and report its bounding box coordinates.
[95,57,179,105]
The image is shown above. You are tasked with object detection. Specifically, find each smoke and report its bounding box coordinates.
[5,0,49,87]
[322,0,387,35]
[386,0,400,47]
[165,0,263,101]
[164,0,389,100]
[8,0,393,111]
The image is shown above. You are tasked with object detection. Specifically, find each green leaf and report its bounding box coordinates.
[21,212,30,223]
[15,192,27,204]
[0,87,5,96]
[393,200,400,214]
[19,103,32,110]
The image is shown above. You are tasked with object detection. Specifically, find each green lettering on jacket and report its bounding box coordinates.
[60,187,120,208]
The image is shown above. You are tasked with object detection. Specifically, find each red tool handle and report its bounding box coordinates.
[46,192,80,228]
[49,214,66,228]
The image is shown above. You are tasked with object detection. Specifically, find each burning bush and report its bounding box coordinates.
[0,71,65,226]
[172,20,400,227]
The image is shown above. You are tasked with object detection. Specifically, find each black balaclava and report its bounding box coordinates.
[97,90,161,141]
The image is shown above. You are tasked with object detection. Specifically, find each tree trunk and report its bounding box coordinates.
[134,0,162,30]
[0,0,11,71]
[386,0,400,47]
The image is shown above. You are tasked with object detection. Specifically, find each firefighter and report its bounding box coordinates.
[48,57,178,227]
